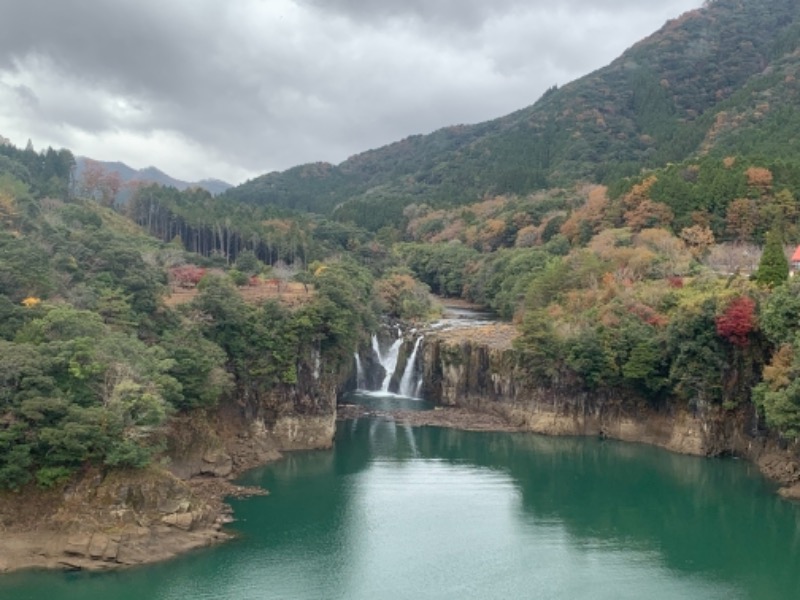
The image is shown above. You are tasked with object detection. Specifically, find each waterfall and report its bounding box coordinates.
[360,331,422,397]
[354,352,365,390]
[398,336,423,397]
[378,337,403,393]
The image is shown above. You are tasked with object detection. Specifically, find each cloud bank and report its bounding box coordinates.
[0,0,703,184]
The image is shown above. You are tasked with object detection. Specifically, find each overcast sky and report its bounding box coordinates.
[0,0,704,185]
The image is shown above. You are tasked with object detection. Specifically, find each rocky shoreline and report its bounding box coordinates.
[337,402,800,501]
[0,411,332,574]
[0,465,269,574]
[3,396,799,575]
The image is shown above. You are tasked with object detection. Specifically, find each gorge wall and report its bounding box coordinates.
[0,357,344,573]
[420,333,800,499]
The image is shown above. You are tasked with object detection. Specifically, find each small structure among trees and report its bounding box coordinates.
[791,245,800,276]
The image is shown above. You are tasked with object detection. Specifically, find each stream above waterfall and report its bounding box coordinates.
[428,301,496,333]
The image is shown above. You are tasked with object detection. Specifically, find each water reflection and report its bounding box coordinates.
[3,419,800,600]
[340,390,434,412]
[337,423,800,598]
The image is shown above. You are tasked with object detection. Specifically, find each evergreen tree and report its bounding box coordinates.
[754,229,789,287]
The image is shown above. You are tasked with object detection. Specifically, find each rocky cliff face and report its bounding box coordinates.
[168,358,341,480]
[421,335,800,497]
[0,355,345,573]
[0,466,253,572]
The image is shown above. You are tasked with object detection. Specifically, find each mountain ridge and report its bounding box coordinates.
[74,156,232,196]
[223,0,800,228]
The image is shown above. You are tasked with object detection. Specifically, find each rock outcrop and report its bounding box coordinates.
[0,358,344,573]
[421,334,800,499]
[0,468,245,573]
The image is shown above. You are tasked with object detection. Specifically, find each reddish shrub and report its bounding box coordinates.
[716,296,756,347]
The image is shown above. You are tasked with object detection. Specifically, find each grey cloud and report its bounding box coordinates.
[0,0,704,183]
[298,0,689,32]
[13,84,38,109]
[298,0,528,29]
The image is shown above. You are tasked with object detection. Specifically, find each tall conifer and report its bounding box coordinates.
[755,229,789,287]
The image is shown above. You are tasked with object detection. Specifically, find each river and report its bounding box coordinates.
[2,404,799,599]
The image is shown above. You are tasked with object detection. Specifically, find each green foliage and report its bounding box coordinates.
[189,259,376,399]
[525,251,609,311]
[759,279,800,345]
[375,273,434,320]
[128,184,324,268]
[234,250,264,275]
[566,328,616,391]
[754,230,789,287]
[622,338,667,395]
[0,148,387,490]
[312,260,377,359]
[0,231,54,302]
[465,248,551,318]
[754,380,800,438]
[35,466,73,488]
[0,142,75,199]
[396,242,480,297]
[0,294,37,340]
[0,428,33,490]
[228,269,249,286]
[160,326,232,410]
[0,302,180,488]
[753,340,800,438]
[665,298,727,407]
[514,309,563,384]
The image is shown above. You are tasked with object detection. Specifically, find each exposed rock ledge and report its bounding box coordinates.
[0,412,336,574]
[0,468,262,573]
[338,402,800,502]
[414,330,800,502]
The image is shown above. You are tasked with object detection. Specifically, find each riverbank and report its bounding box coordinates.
[4,399,799,575]
[0,411,334,574]
[0,466,271,574]
[337,402,800,501]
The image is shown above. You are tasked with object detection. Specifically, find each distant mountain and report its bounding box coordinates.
[223,0,800,229]
[74,157,232,196]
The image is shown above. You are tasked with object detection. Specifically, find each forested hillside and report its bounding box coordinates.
[0,143,395,490]
[224,0,800,231]
[4,0,800,495]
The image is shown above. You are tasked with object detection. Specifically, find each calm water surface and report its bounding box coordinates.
[3,405,800,599]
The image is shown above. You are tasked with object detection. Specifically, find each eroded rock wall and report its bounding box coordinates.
[0,354,346,573]
[168,363,340,480]
[422,336,800,495]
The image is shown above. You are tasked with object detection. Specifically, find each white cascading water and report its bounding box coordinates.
[398,336,423,397]
[354,352,365,389]
[371,333,404,393]
[380,338,403,393]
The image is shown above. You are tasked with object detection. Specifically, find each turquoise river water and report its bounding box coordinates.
[2,400,800,599]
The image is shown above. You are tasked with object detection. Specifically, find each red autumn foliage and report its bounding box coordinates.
[715,296,756,347]
[170,266,206,288]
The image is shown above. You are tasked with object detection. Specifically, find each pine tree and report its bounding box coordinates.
[754,229,789,287]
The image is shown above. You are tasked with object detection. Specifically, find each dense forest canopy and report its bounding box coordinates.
[0,142,397,489]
